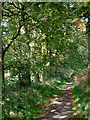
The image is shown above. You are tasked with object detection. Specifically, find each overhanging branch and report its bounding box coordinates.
[9,2,20,10]
[3,25,22,56]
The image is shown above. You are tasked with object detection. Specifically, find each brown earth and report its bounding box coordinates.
[40,80,74,120]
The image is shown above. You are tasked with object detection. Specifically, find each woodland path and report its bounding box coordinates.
[40,80,74,120]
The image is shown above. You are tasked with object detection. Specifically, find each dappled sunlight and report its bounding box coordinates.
[66,102,71,105]
[51,109,56,112]
[2,2,88,119]
[66,86,72,90]
[52,101,62,105]
[53,97,58,101]
[61,110,72,114]
[53,115,67,119]
[63,105,71,109]
[53,95,58,97]
[62,86,72,91]
[45,81,50,86]
[56,80,61,83]
[41,82,73,119]
[66,83,72,85]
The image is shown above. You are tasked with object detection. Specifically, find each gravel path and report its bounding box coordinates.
[40,80,73,120]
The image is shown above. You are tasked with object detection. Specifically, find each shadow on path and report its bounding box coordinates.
[40,81,73,120]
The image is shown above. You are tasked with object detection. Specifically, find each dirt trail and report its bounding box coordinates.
[40,81,73,120]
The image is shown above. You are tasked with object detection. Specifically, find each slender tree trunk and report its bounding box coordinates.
[27,42,32,83]
[55,52,58,77]
[2,60,4,83]
[28,72,31,83]
[37,74,40,82]
[49,48,52,78]
[2,50,5,86]
[18,69,22,85]
[87,15,90,86]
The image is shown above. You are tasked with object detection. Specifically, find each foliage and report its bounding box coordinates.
[2,77,66,120]
[2,2,88,84]
[71,70,88,119]
[2,2,89,119]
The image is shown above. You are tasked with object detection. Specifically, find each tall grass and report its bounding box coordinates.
[2,77,66,120]
[71,71,88,119]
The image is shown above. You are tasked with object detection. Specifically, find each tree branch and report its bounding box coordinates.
[3,8,17,15]
[3,25,22,56]
[9,2,20,10]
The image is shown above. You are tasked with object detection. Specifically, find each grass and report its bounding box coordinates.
[71,71,88,119]
[2,77,66,120]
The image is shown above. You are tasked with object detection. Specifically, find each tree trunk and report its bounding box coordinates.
[18,69,22,85]
[28,72,31,83]
[2,50,5,86]
[86,15,90,86]
[49,49,52,78]
[55,65,57,77]
[27,42,32,84]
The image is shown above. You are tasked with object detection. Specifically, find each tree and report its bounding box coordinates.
[2,2,88,86]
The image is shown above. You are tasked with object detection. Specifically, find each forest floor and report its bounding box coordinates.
[2,71,88,119]
[39,80,74,120]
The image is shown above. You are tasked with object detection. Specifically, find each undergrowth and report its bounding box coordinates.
[2,77,66,120]
[71,71,88,119]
